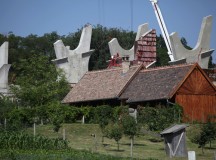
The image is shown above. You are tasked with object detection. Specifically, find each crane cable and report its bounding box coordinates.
[131,0,134,32]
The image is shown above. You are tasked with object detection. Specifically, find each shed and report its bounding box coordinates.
[160,124,188,158]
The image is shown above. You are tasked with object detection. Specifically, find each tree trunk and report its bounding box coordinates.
[82,116,85,124]
[33,122,36,136]
[117,141,119,151]
[130,137,133,159]
[63,128,66,140]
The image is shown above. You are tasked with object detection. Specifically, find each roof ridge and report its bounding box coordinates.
[141,63,195,72]
[87,64,141,74]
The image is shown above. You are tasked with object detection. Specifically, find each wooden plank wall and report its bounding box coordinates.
[176,95,216,122]
[177,68,216,95]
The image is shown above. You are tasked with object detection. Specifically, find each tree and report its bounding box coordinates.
[193,126,208,154]
[105,123,123,151]
[202,117,216,148]
[11,54,70,126]
[190,120,216,154]
[0,95,15,129]
[96,105,113,143]
[121,115,138,158]
[156,35,169,66]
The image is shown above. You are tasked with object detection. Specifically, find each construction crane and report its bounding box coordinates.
[150,0,174,61]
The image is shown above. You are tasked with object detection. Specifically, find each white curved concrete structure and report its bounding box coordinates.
[108,23,150,61]
[52,25,95,84]
[169,15,214,69]
[0,64,11,89]
[0,42,11,94]
[0,42,8,67]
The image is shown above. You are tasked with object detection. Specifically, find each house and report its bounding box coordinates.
[120,63,216,122]
[63,63,216,122]
[62,63,143,106]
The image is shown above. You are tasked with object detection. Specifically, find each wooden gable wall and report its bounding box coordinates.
[174,67,216,122]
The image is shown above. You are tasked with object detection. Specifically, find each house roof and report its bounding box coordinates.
[62,65,142,104]
[120,64,195,103]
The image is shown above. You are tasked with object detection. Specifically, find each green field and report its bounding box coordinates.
[23,123,216,160]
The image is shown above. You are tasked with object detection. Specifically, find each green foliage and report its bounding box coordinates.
[9,54,69,131]
[121,115,137,138]
[1,26,192,81]
[137,104,183,131]
[46,102,81,132]
[190,125,208,154]
[89,25,136,70]
[80,106,93,123]
[188,119,216,154]
[105,123,123,150]
[0,95,15,122]
[155,35,169,66]
[62,106,81,123]
[188,124,202,143]
[0,131,68,150]
[7,107,36,130]
[95,105,113,130]
[201,118,216,148]
[11,55,69,108]
[0,149,132,160]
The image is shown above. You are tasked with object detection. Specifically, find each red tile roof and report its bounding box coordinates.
[120,64,195,103]
[62,65,142,104]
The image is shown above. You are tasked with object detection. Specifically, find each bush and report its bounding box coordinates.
[62,105,81,123]
[137,104,183,131]
[95,105,113,129]
[7,107,36,131]
[80,106,95,123]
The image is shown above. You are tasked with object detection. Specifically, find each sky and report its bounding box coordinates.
[0,0,216,63]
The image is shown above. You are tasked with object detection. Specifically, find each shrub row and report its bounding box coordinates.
[1,104,182,132]
[0,149,158,160]
[0,131,68,150]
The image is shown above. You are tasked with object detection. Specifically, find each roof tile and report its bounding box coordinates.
[62,65,141,103]
[120,64,194,102]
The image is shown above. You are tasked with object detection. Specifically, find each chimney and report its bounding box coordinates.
[122,56,130,73]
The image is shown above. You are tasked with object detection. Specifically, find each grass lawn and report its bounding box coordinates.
[26,123,216,160]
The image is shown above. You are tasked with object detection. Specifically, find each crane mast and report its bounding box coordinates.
[150,0,174,61]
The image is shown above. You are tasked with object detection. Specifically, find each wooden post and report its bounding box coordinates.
[82,116,85,124]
